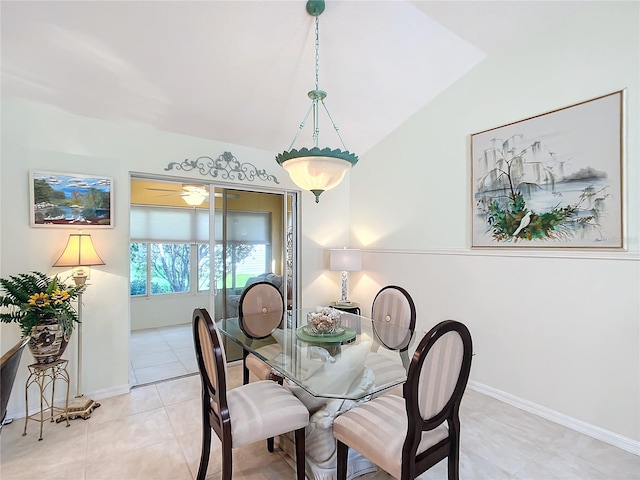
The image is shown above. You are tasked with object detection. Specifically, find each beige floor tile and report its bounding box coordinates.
[460,410,547,475]
[176,428,223,479]
[165,397,201,437]
[134,361,189,384]
[131,350,180,369]
[156,373,200,406]
[166,336,195,350]
[129,328,164,346]
[0,416,87,479]
[89,383,163,425]
[86,407,174,463]
[179,356,199,374]
[85,437,192,480]
[541,427,640,479]
[130,340,172,358]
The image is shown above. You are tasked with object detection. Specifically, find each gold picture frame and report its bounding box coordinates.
[471,90,624,249]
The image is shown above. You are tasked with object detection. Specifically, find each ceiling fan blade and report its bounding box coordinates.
[146,187,180,192]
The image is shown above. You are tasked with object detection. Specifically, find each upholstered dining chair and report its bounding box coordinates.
[238,281,285,386]
[333,320,473,480]
[366,285,417,397]
[371,285,417,369]
[192,308,309,480]
[1,337,29,430]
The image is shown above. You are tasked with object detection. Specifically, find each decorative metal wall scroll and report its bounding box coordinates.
[165,152,279,185]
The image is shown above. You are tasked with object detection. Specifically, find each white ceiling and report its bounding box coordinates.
[1,1,587,157]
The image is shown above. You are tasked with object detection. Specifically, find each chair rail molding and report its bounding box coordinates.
[165,151,280,184]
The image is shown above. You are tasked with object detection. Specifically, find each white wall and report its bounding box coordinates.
[0,98,352,418]
[350,1,639,445]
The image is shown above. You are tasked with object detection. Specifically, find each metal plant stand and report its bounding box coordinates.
[23,359,70,440]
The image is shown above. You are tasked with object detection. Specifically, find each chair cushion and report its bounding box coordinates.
[227,380,309,447]
[333,394,449,479]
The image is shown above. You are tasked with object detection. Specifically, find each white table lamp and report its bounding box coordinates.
[329,248,361,306]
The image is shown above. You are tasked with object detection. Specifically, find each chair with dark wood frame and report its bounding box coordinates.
[371,285,417,369]
[237,281,285,385]
[192,307,308,480]
[1,337,29,430]
[333,320,473,480]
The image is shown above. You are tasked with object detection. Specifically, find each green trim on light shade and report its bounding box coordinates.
[275,147,359,167]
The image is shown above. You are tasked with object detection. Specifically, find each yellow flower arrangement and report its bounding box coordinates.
[0,271,86,337]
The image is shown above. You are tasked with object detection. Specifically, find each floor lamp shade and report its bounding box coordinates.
[329,249,361,305]
[53,234,105,283]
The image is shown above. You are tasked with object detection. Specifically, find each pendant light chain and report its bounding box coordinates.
[275,0,359,204]
[315,15,320,91]
[312,14,321,148]
[313,13,349,151]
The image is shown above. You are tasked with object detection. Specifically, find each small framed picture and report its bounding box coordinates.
[30,171,114,228]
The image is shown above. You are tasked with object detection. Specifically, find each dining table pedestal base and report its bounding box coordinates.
[278,429,377,480]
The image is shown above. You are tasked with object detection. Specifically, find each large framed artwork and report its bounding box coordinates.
[30,171,113,228]
[471,90,624,249]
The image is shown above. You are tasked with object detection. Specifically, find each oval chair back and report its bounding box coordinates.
[238,281,284,386]
[371,285,416,368]
[403,320,473,478]
[238,281,284,339]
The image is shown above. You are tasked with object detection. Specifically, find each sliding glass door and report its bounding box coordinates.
[211,188,297,362]
[129,175,298,382]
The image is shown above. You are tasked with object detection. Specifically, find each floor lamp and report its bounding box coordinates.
[53,233,105,420]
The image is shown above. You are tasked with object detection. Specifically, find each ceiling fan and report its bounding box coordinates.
[145,183,210,206]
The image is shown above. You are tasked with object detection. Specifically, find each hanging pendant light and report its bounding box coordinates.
[276,0,358,203]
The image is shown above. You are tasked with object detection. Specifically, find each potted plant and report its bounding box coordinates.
[0,271,86,364]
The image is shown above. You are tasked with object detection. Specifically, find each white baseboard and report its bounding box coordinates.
[468,381,640,456]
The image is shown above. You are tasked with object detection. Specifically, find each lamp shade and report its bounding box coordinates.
[53,234,105,267]
[329,249,361,272]
[282,155,352,194]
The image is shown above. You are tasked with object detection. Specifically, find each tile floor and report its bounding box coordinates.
[4,320,640,479]
[129,323,198,386]
[1,362,638,480]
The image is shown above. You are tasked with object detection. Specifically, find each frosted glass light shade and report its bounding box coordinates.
[53,234,105,267]
[282,156,352,198]
[183,193,207,206]
[329,249,362,272]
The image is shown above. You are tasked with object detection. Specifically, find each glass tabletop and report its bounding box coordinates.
[216,308,417,401]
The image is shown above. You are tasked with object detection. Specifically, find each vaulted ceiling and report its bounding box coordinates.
[1,1,587,157]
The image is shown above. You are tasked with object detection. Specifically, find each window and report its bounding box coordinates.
[130,204,270,296]
[211,243,267,290]
[130,242,191,296]
[130,243,148,295]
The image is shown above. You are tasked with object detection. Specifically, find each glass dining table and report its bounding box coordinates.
[216,308,416,401]
[216,308,420,480]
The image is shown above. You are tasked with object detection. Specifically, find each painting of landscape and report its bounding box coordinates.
[30,171,113,228]
[471,91,623,249]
